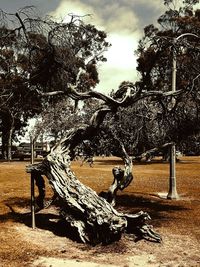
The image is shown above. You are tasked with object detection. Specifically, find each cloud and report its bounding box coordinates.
[105,34,138,69]
[49,0,140,33]
[95,32,139,92]
[49,0,168,93]
[49,0,141,93]
[94,2,139,33]
[49,0,103,26]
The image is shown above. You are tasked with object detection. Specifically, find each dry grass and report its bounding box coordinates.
[0,156,200,267]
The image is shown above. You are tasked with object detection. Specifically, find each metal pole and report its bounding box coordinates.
[167,143,179,199]
[167,50,179,199]
[167,33,199,199]
[30,136,36,228]
[172,56,177,93]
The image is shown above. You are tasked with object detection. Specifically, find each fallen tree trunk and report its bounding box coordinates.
[26,86,166,245]
[27,123,161,245]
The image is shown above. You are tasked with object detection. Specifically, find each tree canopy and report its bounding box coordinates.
[0,7,110,159]
[135,0,200,148]
[93,0,200,158]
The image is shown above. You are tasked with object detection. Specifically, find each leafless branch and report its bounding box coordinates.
[35,89,64,96]
[189,73,200,94]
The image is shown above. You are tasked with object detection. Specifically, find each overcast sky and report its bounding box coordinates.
[0,0,177,93]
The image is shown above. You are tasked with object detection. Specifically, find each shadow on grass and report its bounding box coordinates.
[95,159,172,166]
[115,193,189,227]
[1,197,82,242]
[1,194,189,239]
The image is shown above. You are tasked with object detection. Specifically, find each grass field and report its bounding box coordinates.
[0,156,200,266]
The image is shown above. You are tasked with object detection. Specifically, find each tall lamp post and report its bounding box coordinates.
[167,33,199,199]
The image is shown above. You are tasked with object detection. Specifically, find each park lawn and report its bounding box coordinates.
[0,156,200,267]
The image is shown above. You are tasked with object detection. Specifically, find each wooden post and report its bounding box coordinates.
[30,136,35,229]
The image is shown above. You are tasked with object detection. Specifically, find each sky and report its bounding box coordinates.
[1,0,200,93]
[0,0,168,94]
[47,0,165,92]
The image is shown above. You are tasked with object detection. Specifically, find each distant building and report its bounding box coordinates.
[8,142,51,160]
[18,142,50,155]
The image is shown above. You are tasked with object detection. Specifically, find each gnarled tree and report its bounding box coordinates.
[2,4,198,245]
[27,84,183,245]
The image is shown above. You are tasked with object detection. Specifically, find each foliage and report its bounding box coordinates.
[91,0,200,158]
[0,6,110,159]
[120,0,200,155]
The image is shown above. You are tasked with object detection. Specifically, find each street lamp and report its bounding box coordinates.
[167,33,199,199]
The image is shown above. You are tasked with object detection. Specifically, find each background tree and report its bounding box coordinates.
[27,83,175,245]
[37,98,82,142]
[135,0,200,147]
[0,24,42,159]
[90,1,200,161]
[0,7,110,159]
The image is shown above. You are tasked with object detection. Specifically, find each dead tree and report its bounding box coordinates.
[27,123,159,244]
[103,138,133,206]
[26,85,182,245]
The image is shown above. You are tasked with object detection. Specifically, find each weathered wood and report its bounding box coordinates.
[26,86,162,245]
[102,135,134,206]
[106,157,133,206]
[27,124,161,244]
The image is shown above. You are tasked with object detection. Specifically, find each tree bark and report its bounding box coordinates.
[26,85,169,245]
[27,124,161,245]
[104,139,133,206]
[1,111,14,160]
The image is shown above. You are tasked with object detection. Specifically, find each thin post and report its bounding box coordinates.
[167,33,199,199]
[167,144,179,199]
[167,52,179,199]
[30,136,36,228]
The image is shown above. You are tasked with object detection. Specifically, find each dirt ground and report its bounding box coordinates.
[0,156,200,267]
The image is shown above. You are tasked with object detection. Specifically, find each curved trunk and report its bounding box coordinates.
[106,139,134,206]
[24,71,183,245]
[27,124,161,245]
